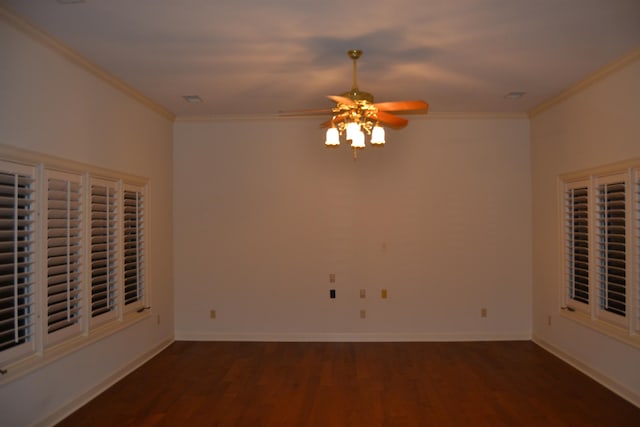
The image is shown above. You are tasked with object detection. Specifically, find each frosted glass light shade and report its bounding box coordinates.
[370,125,385,145]
[325,127,340,146]
[345,121,360,141]
[350,129,365,148]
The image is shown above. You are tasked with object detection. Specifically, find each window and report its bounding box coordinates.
[0,161,36,365]
[90,178,119,326]
[561,161,640,345]
[122,185,145,311]
[0,152,148,377]
[45,170,84,345]
[636,171,640,335]
[594,175,627,326]
[564,182,590,311]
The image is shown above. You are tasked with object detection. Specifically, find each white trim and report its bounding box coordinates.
[533,334,640,407]
[529,48,640,118]
[0,144,152,385]
[559,159,640,347]
[0,6,175,122]
[174,331,532,342]
[0,310,150,386]
[175,111,529,123]
[559,309,640,350]
[0,144,147,186]
[32,337,174,427]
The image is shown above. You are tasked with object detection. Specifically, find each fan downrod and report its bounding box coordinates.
[342,49,373,102]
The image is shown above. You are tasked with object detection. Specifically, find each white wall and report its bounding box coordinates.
[531,57,640,402]
[173,116,532,340]
[0,15,174,426]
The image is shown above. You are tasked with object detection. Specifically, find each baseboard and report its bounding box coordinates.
[532,335,640,407]
[175,331,532,342]
[34,336,175,427]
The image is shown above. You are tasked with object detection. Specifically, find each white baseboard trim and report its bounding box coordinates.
[174,331,532,342]
[34,336,175,427]
[532,334,640,407]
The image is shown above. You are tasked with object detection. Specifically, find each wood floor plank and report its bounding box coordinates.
[56,341,640,426]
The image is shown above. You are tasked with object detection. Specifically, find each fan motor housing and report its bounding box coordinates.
[341,88,374,103]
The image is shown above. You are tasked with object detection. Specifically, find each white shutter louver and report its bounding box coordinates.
[90,180,118,323]
[46,172,83,340]
[0,162,36,363]
[565,185,589,306]
[636,173,640,333]
[0,150,155,368]
[595,180,626,319]
[123,186,144,308]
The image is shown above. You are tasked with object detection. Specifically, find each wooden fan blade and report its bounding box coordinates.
[374,100,429,113]
[327,95,356,106]
[375,111,409,129]
[320,115,346,128]
[279,108,333,117]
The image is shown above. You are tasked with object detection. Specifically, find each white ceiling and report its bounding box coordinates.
[2,0,640,118]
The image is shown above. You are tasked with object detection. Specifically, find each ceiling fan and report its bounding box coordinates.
[283,49,429,159]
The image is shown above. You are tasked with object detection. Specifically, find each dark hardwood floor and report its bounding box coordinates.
[57,341,640,426]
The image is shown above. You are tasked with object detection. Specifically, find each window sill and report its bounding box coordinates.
[0,310,150,386]
[560,310,640,350]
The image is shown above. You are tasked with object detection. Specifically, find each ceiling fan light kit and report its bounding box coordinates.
[318,49,429,159]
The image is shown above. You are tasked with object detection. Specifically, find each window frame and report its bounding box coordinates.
[559,160,640,348]
[563,179,591,315]
[0,146,149,383]
[0,160,38,366]
[89,177,120,328]
[122,183,146,314]
[634,168,640,335]
[593,173,629,328]
[43,168,85,347]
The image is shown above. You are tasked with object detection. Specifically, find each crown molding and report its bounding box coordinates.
[528,48,640,118]
[426,112,529,120]
[176,113,283,123]
[176,111,529,123]
[0,6,176,122]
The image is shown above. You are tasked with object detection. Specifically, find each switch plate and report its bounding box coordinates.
[481,308,487,318]
[329,273,336,283]
[360,289,366,298]
[381,289,388,299]
[360,309,366,319]
[210,310,216,319]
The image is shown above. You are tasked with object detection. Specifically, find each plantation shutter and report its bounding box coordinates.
[634,169,640,334]
[595,177,627,324]
[0,161,36,364]
[564,183,590,308]
[45,170,84,343]
[90,179,118,325]
[123,185,145,310]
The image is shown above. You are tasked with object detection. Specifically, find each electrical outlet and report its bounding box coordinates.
[360,309,366,319]
[210,310,216,319]
[330,289,336,299]
[381,289,388,299]
[360,289,366,299]
[481,308,487,318]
